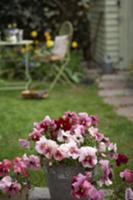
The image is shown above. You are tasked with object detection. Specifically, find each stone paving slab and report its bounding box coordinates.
[83,68,101,82]
[104,96,133,107]
[29,187,113,200]
[98,72,133,122]
[116,106,133,121]
[29,187,50,200]
[98,89,133,97]
[28,187,113,200]
[99,80,127,89]
[101,73,129,81]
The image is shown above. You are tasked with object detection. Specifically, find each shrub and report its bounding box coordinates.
[0,0,91,57]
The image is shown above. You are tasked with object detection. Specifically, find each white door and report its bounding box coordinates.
[120,0,133,69]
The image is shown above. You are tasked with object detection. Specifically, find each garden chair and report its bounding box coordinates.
[39,21,74,91]
[22,21,74,98]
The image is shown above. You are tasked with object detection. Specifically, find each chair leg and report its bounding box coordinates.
[49,61,69,92]
[55,67,73,86]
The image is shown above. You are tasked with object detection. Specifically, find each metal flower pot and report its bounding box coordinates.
[44,163,84,200]
[0,187,29,200]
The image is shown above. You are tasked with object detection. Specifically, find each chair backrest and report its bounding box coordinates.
[52,35,68,58]
[52,21,73,58]
[59,21,73,43]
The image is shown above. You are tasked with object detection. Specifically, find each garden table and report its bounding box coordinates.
[0,40,33,91]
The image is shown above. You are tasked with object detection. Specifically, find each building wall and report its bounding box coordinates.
[119,0,133,69]
[90,0,120,68]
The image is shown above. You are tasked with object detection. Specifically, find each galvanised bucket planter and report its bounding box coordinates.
[0,187,29,200]
[44,164,84,200]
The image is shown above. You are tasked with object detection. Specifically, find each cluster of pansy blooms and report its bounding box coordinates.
[19,111,133,200]
[0,154,40,196]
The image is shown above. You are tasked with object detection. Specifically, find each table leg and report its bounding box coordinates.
[0,47,7,87]
[24,45,32,90]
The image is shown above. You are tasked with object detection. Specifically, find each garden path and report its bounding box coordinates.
[97,71,133,122]
[29,187,50,200]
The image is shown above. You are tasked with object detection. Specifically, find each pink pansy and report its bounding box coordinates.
[89,127,104,142]
[53,149,65,161]
[99,160,112,187]
[79,147,97,168]
[98,142,107,153]
[54,143,69,161]
[35,136,47,154]
[72,173,87,187]
[45,140,58,159]
[71,173,92,199]
[71,172,104,200]
[29,128,44,141]
[71,125,85,136]
[0,159,12,177]
[63,111,79,125]
[19,139,30,149]
[34,116,52,131]
[102,136,110,146]
[57,130,71,143]
[120,169,133,183]
[90,115,99,126]
[0,176,21,196]
[13,157,28,177]
[42,116,52,126]
[107,143,117,159]
[79,112,92,127]
[35,136,58,159]
[0,176,12,188]
[22,154,40,170]
[85,171,92,180]
[108,143,117,152]
[71,131,84,145]
[67,142,80,159]
[72,180,91,199]
[48,120,58,139]
[125,188,133,200]
[88,186,105,200]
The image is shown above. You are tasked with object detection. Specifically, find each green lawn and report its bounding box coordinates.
[0,83,133,187]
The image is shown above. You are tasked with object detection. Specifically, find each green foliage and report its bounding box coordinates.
[0,47,25,80]
[0,47,84,83]
[31,50,84,83]
[0,0,91,56]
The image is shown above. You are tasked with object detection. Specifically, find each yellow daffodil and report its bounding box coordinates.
[72,41,78,49]
[21,47,27,54]
[44,31,52,41]
[21,45,33,53]
[8,24,12,29]
[46,35,52,41]
[27,45,33,51]
[46,40,54,48]
[12,23,17,28]
[31,31,38,38]
[34,40,39,45]
[44,31,50,37]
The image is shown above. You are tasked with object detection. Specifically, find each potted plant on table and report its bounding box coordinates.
[20,111,133,200]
